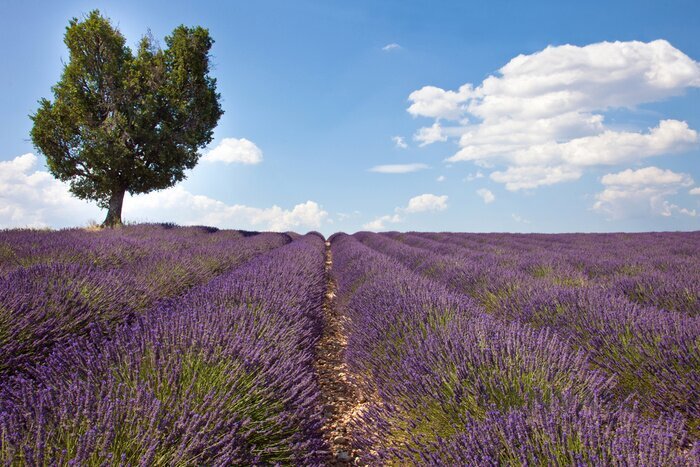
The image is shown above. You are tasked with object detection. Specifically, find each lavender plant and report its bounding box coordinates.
[0,233,327,464]
[332,233,698,464]
[0,225,288,378]
[1,225,697,464]
[354,231,700,434]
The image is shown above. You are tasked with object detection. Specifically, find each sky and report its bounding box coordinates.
[1,0,699,235]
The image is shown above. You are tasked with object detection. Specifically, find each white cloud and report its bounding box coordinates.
[476,188,495,204]
[0,153,326,232]
[127,188,327,231]
[407,40,700,190]
[512,213,531,224]
[336,211,361,222]
[465,171,484,182]
[408,84,474,120]
[382,43,401,52]
[404,193,448,213]
[392,136,408,149]
[490,165,582,191]
[500,120,697,168]
[363,214,402,230]
[600,166,693,187]
[593,166,696,219]
[691,187,700,195]
[202,138,263,165]
[0,154,101,228]
[661,204,698,217]
[364,193,448,230]
[436,175,446,182]
[414,122,448,146]
[369,163,429,174]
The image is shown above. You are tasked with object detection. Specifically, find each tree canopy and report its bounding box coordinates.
[31,10,223,226]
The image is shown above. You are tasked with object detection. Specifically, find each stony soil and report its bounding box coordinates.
[314,241,365,465]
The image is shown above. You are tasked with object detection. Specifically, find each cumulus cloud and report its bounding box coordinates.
[392,136,408,149]
[436,175,446,182]
[202,137,263,165]
[414,122,448,146]
[476,188,495,204]
[593,166,696,219]
[382,43,401,52]
[363,214,402,230]
[464,171,484,182]
[0,154,101,228]
[600,166,694,187]
[369,163,429,174]
[404,193,448,213]
[691,187,700,195]
[336,211,361,222]
[496,120,697,168]
[408,84,474,120]
[407,40,700,190]
[512,213,531,224]
[127,187,326,231]
[0,153,326,232]
[364,193,448,230]
[490,165,583,191]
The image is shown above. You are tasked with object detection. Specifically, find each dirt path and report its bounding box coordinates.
[315,240,363,465]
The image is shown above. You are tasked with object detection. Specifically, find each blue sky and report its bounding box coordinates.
[1,0,699,235]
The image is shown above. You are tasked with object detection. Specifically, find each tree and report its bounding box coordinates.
[31,10,223,227]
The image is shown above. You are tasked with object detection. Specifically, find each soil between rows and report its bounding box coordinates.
[314,241,364,465]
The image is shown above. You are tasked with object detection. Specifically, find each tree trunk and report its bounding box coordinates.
[102,187,126,227]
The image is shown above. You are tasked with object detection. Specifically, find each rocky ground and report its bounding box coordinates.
[314,241,365,465]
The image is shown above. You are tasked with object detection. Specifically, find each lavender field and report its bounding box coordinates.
[1,225,699,465]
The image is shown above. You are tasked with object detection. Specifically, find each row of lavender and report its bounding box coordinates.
[355,231,700,428]
[1,229,328,464]
[388,231,700,317]
[0,225,290,377]
[331,232,699,464]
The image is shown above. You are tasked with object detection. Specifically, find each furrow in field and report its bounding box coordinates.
[314,240,367,465]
